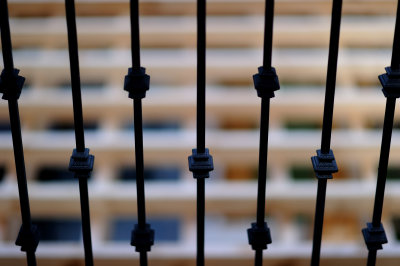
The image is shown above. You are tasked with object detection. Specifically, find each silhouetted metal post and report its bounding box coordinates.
[64,1,95,265]
[247,0,280,265]
[0,1,39,265]
[124,1,154,265]
[310,1,342,265]
[188,1,214,266]
[361,1,400,265]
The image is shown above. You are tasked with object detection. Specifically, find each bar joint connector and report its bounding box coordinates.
[0,69,25,100]
[311,149,338,179]
[131,223,155,252]
[188,148,214,179]
[380,66,400,98]
[362,223,388,251]
[247,222,272,250]
[253,66,280,99]
[15,224,40,252]
[124,67,150,99]
[69,148,94,179]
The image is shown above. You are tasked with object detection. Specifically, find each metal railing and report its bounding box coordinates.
[1,0,399,266]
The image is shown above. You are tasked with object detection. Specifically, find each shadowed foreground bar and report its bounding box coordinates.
[0,0,400,265]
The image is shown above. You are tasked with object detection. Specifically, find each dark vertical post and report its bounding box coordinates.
[0,1,39,265]
[362,2,400,263]
[247,1,280,265]
[188,1,214,266]
[197,0,206,265]
[65,0,85,152]
[124,1,154,265]
[310,1,342,265]
[197,0,206,154]
[130,0,141,71]
[64,1,95,266]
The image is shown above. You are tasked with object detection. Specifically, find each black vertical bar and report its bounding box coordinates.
[310,179,327,266]
[78,178,94,266]
[128,1,151,265]
[262,0,274,69]
[66,0,85,153]
[256,98,270,226]
[8,101,31,234]
[197,178,205,266]
[139,252,148,266]
[311,1,342,265]
[196,1,206,265]
[1,1,37,265]
[0,0,14,72]
[320,0,342,154]
[364,2,400,265]
[371,98,395,227]
[8,101,37,266]
[255,250,263,266]
[391,0,400,70]
[130,0,141,70]
[367,251,377,266]
[26,252,37,266]
[133,99,147,228]
[249,1,277,265]
[65,1,94,265]
[197,0,206,154]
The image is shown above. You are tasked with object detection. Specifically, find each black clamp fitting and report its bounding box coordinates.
[247,222,272,250]
[188,148,214,179]
[69,148,94,179]
[131,223,155,252]
[253,66,280,99]
[379,67,400,98]
[124,67,150,99]
[15,224,40,252]
[0,68,25,100]
[311,149,338,179]
[362,222,388,251]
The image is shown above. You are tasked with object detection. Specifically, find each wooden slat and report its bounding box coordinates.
[0,87,389,129]
[0,130,398,167]
[0,242,399,266]
[2,48,392,87]
[6,16,396,49]
[6,0,400,17]
[0,181,398,217]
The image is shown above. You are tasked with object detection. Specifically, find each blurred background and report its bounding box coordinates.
[1,0,400,265]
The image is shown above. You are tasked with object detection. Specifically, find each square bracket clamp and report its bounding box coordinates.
[253,66,280,99]
[311,149,338,179]
[188,148,214,179]
[0,68,25,100]
[247,222,272,250]
[362,223,388,251]
[380,66,400,98]
[131,223,155,252]
[69,148,94,179]
[15,224,40,252]
[124,67,150,100]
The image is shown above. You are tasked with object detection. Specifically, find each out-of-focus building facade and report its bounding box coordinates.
[1,0,400,265]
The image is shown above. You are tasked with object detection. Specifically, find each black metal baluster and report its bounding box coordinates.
[246,1,279,265]
[310,1,342,265]
[64,1,95,266]
[362,1,400,264]
[124,1,154,265]
[188,1,214,266]
[0,1,39,265]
